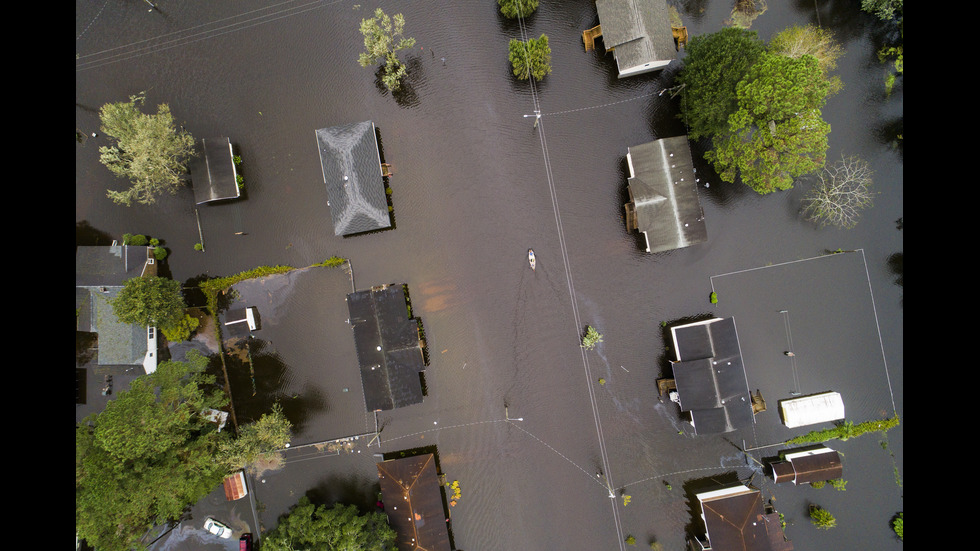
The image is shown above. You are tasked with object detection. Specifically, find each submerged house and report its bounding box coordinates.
[691,484,793,551]
[664,317,756,435]
[377,453,452,551]
[770,446,843,485]
[779,391,845,429]
[315,121,392,236]
[75,244,160,374]
[347,284,427,412]
[223,306,259,340]
[623,136,706,253]
[583,0,678,77]
[191,137,241,204]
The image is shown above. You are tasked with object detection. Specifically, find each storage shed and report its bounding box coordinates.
[315,121,392,236]
[779,392,845,429]
[192,137,241,204]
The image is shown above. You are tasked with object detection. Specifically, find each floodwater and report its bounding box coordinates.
[76,0,902,549]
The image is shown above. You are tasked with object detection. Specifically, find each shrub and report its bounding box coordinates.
[194,243,204,251]
[892,512,902,541]
[153,247,168,261]
[710,291,718,304]
[581,326,603,350]
[123,233,147,246]
[809,506,836,529]
[625,535,636,546]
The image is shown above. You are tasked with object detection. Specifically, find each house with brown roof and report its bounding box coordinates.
[690,484,793,551]
[769,446,843,485]
[377,453,452,551]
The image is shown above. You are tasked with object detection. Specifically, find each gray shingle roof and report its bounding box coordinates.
[595,0,676,76]
[626,136,706,253]
[315,121,392,236]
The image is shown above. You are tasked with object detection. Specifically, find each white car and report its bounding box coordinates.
[204,518,232,539]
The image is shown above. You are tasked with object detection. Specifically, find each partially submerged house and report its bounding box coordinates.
[315,121,392,236]
[623,136,706,253]
[691,484,793,551]
[377,453,452,551]
[75,243,160,374]
[347,284,427,411]
[223,306,259,340]
[662,317,758,435]
[770,446,843,485]
[192,137,241,204]
[779,391,845,429]
[583,0,678,77]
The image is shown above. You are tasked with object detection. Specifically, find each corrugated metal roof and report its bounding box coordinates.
[192,137,240,204]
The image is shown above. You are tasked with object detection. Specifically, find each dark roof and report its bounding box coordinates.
[594,0,676,76]
[670,318,753,434]
[697,485,793,551]
[347,285,425,411]
[191,137,240,204]
[75,245,153,287]
[625,136,706,253]
[773,446,843,485]
[377,454,452,551]
[315,121,391,236]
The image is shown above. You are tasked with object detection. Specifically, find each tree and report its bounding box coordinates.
[498,0,538,19]
[160,312,200,342]
[809,505,837,529]
[801,155,876,228]
[675,28,765,140]
[769,25,844,95]
[358,8,416,91]
[705,52,831,194]
[862,0,902,20]
[261,496,397,551]
[111,275,187,330]
[76,352,230,551]
[509,34,552,81]
[219,403,293,472]
[581,325,603,350]
[99,93,196,206]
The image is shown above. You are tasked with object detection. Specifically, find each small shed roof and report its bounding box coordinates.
[377,454,452,551]
[347,285,425,411]
[670,318,753,434]
[315,121,391,236]
[594,0,676,76]
[223,471,248,501]
[779,392,845,428]
[192,137,241,204]
[625,136,706,253]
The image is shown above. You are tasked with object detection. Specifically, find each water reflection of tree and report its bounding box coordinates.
[374,56,423,109]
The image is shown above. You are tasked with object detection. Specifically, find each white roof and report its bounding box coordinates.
[780,392,845,428]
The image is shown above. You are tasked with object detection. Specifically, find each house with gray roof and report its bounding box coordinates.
[315,121,392,236]
[624,136,706,253]
[588,0,677,78]
[76,244,159,373]
[191,137,241,204]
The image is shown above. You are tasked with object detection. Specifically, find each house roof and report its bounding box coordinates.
[191,137,240,204]
[670,318,753,434]
[697,485,793,551]
[75,244,152,287]
[89,288,148,366]
[625,136,706,253]
[377,454,452,551]
[594,0,676,76]
[347,285,425,411]
[773,446,843,485]
[779,392,845,428]
[315,121,391,236]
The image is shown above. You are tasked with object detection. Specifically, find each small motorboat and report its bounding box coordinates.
[528,249,536,271]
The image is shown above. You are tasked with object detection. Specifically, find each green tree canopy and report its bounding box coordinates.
[75,351,229,551]
[99,93,196,206]
[768,25,844,95]
[498,0,539,19]
[219,403,293,472]
[705,52,831,194]
[676,28,765,140]
[261,496,397,551]
[358,8,416,91]
[508,34,552,81]
[111,275,187,329]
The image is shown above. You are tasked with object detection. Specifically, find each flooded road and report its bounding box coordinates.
[77,0,902,549]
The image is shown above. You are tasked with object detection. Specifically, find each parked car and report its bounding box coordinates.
[204,518,232,539]
[239,533,253,551]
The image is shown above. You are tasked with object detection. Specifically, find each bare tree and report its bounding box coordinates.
[801,155,876,229]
